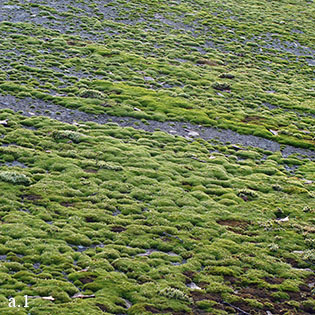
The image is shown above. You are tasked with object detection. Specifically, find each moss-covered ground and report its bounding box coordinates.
[0,110,314,314]
[0,0,314,314]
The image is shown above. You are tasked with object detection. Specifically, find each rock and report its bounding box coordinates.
[72,293,95,299]
[276,216,289,222]
[41,296,55,301]
[0,119,8,125]
[28,296,55,301]
[231,145,243,151]
[187,282,202,290]
[292,250,304,254]
[304,180,313,184]
[187,131,199,137]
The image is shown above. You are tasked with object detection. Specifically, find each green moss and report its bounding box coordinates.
[0,1,314,313]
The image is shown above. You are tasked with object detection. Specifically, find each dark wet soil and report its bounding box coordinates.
[1,94,314,160]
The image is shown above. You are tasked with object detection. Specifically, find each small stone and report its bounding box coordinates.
[134,107,141,111]
[124,299,132,309]
[42,296,55,301]
[72,293,95,299]
[231,145,242,151]
[293,250,304,254]
[276,216,289,222]
[304,180,313,184]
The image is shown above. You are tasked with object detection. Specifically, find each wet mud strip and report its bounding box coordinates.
[0,94,314,160]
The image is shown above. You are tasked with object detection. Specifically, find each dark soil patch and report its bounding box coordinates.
[79,275,96,284]
[265,276,285,284]
[145,305,160,313]
[161,237,171,242]
[284,257,300,268]
[95,303,107,312]
[224,275,238,285]
[239,286,271,299]
[84,169,98,173]
[66,40,87,47]
[217,219,249,235]
[217,219,248,229]
[60,202,75,207]
[212,82,231,91]
[191,291,222,303]
[304,274,315,288]
[111,226,126,233]
[286,291,302,300]
[198,282,208,289]
[196,59,219,66]
[242,115,263,123]
[144,305,173,314]
[21,194,42,201]
[85,216,97,222]
[183,270,196,279]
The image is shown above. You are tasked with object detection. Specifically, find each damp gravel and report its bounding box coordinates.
[0,94,314,160]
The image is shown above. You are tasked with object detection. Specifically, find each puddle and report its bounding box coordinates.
[33,263,41,269]
[113,209,121,216]
[171,259,187,266]
[1,143,17,147]
[3,161,27,168]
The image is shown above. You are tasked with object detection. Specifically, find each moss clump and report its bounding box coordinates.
[78,89,104,99]
[52,130,86,143]
[0,171,31,185]
[158,287,192,303]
